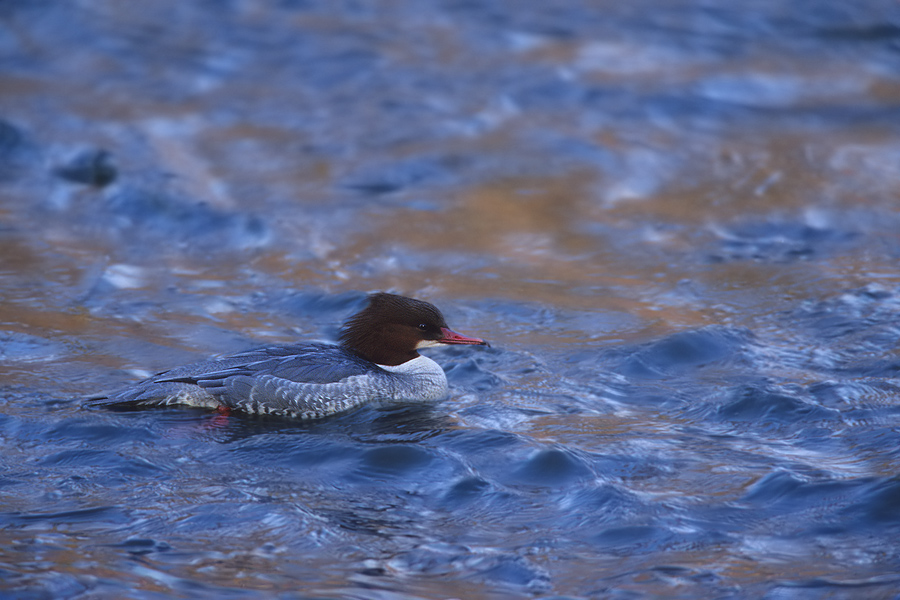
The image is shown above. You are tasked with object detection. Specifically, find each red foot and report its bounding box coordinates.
[196,405,233,429]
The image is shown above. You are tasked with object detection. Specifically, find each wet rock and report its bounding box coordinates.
[0,120,23,155]
[341,156,455,196]
[54,148,117,187]
[114,538,172,556]
[0,119,32,181]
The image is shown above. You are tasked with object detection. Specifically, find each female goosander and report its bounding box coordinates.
[92,293,488,419]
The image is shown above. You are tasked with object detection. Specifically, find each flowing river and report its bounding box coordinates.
[2,2,900,598]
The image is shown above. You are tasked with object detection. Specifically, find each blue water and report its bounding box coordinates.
[3,2,900,598]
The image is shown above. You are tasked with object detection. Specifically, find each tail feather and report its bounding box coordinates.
[86,381,221,410]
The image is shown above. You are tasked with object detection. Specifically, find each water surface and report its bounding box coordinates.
[2,2,900,598]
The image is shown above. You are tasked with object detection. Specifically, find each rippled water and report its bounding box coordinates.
[3,2,900,598]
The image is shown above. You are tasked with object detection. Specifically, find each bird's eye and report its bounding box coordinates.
[418,323,427,330]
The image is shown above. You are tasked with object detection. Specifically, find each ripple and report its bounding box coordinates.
[440,476,492,509]
[619,326,753,379]
[356,445,436,480]
[1,505,130,527]
[4,0,900,598]
[713,385,839,424]
[506,447,593,488]
[710,215,858,263]
[0,331,65,363]
[593,525,674,555]
[387,544,551,592]
[839,477,900,528]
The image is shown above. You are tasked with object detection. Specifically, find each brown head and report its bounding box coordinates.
[338,292,487,366]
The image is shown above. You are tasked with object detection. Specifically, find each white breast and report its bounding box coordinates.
[379,355,449,401]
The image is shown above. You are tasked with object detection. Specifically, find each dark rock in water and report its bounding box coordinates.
[0,120,23,154]
[55,148,118,187]
[0,119,31,181]
[341,156,455,196]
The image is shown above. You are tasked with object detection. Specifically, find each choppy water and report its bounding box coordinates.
[3,2,900,598]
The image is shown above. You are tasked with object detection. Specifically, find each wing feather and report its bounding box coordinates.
[91,342,383,410]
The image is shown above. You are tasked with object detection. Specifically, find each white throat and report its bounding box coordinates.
[415,339,444,349]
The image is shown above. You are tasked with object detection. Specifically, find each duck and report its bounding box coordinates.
[91,292,488,419]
